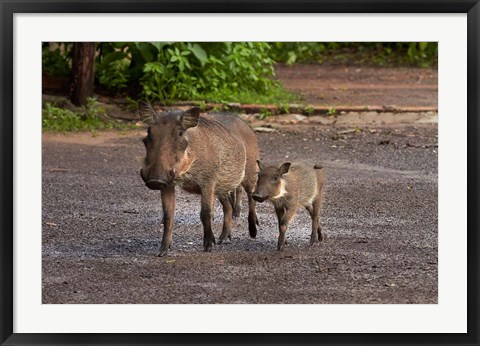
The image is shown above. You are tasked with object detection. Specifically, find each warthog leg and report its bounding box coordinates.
[157,183,175,257]
[200,185,216,252]
[275,205,295,251]
[317,184,325,242]
[306,198,323,245]
[246,190,259,238]
[218,194,233,244]
[232,186,242,218]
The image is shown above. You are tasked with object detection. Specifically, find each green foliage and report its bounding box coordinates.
[327,107,337,116]
[125,97,140,112]
[270,42,328,65]
[42,43,72,76]
[197,100,208,111]
[97,54,130,91]
[259,108,273,120]
[303,105,315,115]
[277,103,290,114]
[269,42,438,67]
[201,84,299,105]
[42,41,438,108]
[92,42,281,103]
[139,42,278,103]
[406,42,438,67]
[42,98,133,132]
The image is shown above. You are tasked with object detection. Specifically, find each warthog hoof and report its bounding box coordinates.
[276,238,289,251]
[157,241,172,257]
[233,207,241,219]
[310,229,325,246]
[318,227,324,242]
[203,235,216,252]
[218,231,232,244]
[248,214,258,238]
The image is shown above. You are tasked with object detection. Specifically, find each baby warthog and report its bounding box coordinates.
[140,107,259,256]
[253,161,326,250]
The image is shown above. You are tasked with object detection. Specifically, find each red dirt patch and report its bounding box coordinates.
[275,63,437,108]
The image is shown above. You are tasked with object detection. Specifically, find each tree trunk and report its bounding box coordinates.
[70,42,96,106]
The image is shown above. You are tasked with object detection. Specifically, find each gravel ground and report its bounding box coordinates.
[42,123,438,304]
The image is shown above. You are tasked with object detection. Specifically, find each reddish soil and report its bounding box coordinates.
[275,64,437,107]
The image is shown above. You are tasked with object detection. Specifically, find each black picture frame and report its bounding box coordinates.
[1,1,478,345]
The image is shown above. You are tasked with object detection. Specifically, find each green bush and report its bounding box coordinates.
[406,42,438,67]
[93,42,283,103]
[42,43,72,77]
[42,42,438,106]
[42,98,132,132]
[269,42,438,67]
[96,52,130,91]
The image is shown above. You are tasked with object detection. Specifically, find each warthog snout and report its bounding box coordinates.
[252,193,266,203]
[146,178,168,190]
[140,170,175,190]
[140,168,175,190]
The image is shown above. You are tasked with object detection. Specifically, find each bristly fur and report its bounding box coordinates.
[138,100,162,124]
[151,110,233,138]
[272,179,287,199]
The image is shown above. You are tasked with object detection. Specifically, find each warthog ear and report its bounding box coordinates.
[181,107,200,129]
[279,162,291,175]
[256,160,264,170]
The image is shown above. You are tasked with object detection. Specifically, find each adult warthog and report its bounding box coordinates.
[140,107,259,256]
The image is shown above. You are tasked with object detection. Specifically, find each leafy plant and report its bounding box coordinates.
[259,108,272,120]
[304,105,315,115]
[125,97,140,112]
[42,99,133,132]
[269,42,437,67]
[198,100,207,111]
[277,103,290,114]
[42,43,72,77]
[327,107,337,116]
[94,42,285,104]
[96,53,130,91]
[406,42,438,67]
[140,42,279,103]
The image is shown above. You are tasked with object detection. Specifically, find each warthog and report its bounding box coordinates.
[140,107,259,256]
[253,161,326,250]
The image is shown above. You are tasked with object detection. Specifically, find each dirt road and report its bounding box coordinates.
[275,64,437,107]
[42,119,437,304]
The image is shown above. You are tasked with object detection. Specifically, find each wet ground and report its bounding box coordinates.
[42,121,438,304]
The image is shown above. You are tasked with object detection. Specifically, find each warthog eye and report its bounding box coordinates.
[178,130,183,137]
[272,175,279,182]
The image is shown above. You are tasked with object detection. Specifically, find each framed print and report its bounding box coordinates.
[1,1,479,345]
